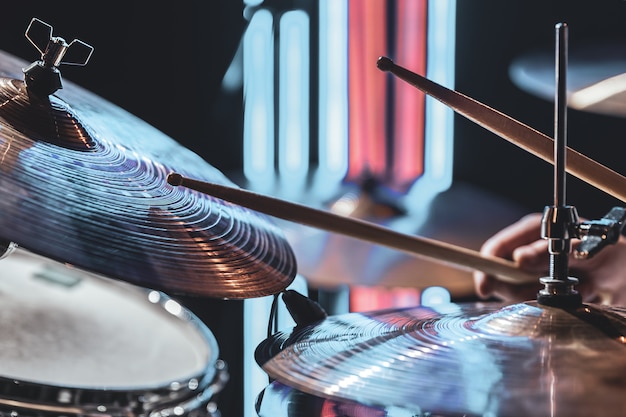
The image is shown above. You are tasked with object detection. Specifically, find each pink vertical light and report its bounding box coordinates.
[393,0,428,188]
[347,0,388,181]
[346,1,437,313]
[350,286,421,312]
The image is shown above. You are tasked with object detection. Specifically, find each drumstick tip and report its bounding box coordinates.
[377,56,394,71]
[167,172,184,186]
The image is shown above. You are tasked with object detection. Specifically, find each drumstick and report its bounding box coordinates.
[167,173,537,285]
[377,56,626,204]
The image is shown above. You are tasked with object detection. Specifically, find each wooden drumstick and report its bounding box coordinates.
[377,56,626,204]
[167,173,537,285]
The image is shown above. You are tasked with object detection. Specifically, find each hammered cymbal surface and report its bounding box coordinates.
[256,301,626,417]
[0,50,296,298]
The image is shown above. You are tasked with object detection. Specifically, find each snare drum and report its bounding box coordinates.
[0,249,228,417]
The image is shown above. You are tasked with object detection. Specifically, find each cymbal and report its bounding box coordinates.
[276,182,528,296]
[256,380,418,417]
[256,301,626,417]
[0,49,296,299]
[510,42,626,117]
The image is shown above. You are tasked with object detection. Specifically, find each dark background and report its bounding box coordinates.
[2,1,626,415]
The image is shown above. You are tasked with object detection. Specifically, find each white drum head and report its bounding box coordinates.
[0,248,218,390]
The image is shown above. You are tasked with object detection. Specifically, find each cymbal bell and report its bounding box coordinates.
[256,300,626,416]
[510,42,626,117]
[0,48,296,299]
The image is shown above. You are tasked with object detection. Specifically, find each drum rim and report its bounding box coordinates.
[0,285,224,415]
[0,359,228,416]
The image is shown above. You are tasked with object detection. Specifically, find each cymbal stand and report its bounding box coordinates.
[537,23,582,308]
[375,22,626,305]
[538,24,626,308]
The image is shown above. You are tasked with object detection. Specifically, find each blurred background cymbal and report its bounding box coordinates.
[510,42,626,118]
[278,181,527,297]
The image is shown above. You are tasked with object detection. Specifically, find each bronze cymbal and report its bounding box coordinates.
[256,380,418,417]
[510,42,626,117]
[0,48,296,299]
[256,301,626,417]
[278,182,528,297]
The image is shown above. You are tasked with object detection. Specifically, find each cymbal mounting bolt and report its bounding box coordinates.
[22,18,94,96]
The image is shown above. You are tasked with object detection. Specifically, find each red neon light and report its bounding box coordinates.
[347,1,430,311]
[393,0,427,188]
[347,0,388,181]
[347,0,428,192]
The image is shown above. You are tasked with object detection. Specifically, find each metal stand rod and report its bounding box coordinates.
[554,23,568,210]
[550,22,570,282]
[538,23,581,308]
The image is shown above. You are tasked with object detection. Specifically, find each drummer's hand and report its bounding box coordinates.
[473,213,626,305]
